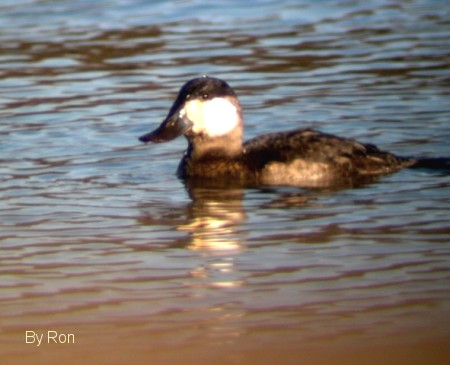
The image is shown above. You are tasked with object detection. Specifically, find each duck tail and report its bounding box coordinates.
[409,157,450,171]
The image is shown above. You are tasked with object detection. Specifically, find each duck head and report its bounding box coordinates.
[139,76,243,146]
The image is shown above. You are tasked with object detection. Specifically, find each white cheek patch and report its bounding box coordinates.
[182,99,202,127]
[183,98,239,137]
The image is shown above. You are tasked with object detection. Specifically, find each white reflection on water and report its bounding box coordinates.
[178,188,246,289]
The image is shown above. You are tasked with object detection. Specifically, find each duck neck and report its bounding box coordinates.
[187,129,243,160]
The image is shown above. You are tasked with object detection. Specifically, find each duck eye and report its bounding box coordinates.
[202,93,209,100]
[185,94,191,99]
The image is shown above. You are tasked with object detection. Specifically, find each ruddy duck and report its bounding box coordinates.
[139,76,445,187]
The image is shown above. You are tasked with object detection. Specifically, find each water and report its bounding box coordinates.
[1,1,450,364]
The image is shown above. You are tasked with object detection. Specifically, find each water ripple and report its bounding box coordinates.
[1,1,450,364]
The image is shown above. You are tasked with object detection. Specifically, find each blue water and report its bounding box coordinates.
[1,1,450,364]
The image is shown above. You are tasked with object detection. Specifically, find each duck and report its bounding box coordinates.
[139,76,444,188]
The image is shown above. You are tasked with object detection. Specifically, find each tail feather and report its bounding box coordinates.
[410,157,450,171]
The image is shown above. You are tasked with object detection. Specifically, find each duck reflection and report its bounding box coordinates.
[137,180,319,289]
[179,183,246,252]
[137,181,249,287]
[180,182,247,289]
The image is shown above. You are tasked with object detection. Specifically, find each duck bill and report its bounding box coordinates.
[139,104,191,143]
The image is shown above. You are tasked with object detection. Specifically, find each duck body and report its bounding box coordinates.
[178,127,414,187]
[139,76,417,188]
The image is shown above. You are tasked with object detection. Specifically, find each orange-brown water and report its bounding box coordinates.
[1,1,450,364]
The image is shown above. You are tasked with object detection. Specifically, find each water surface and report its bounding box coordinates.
[1,1,450,364]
